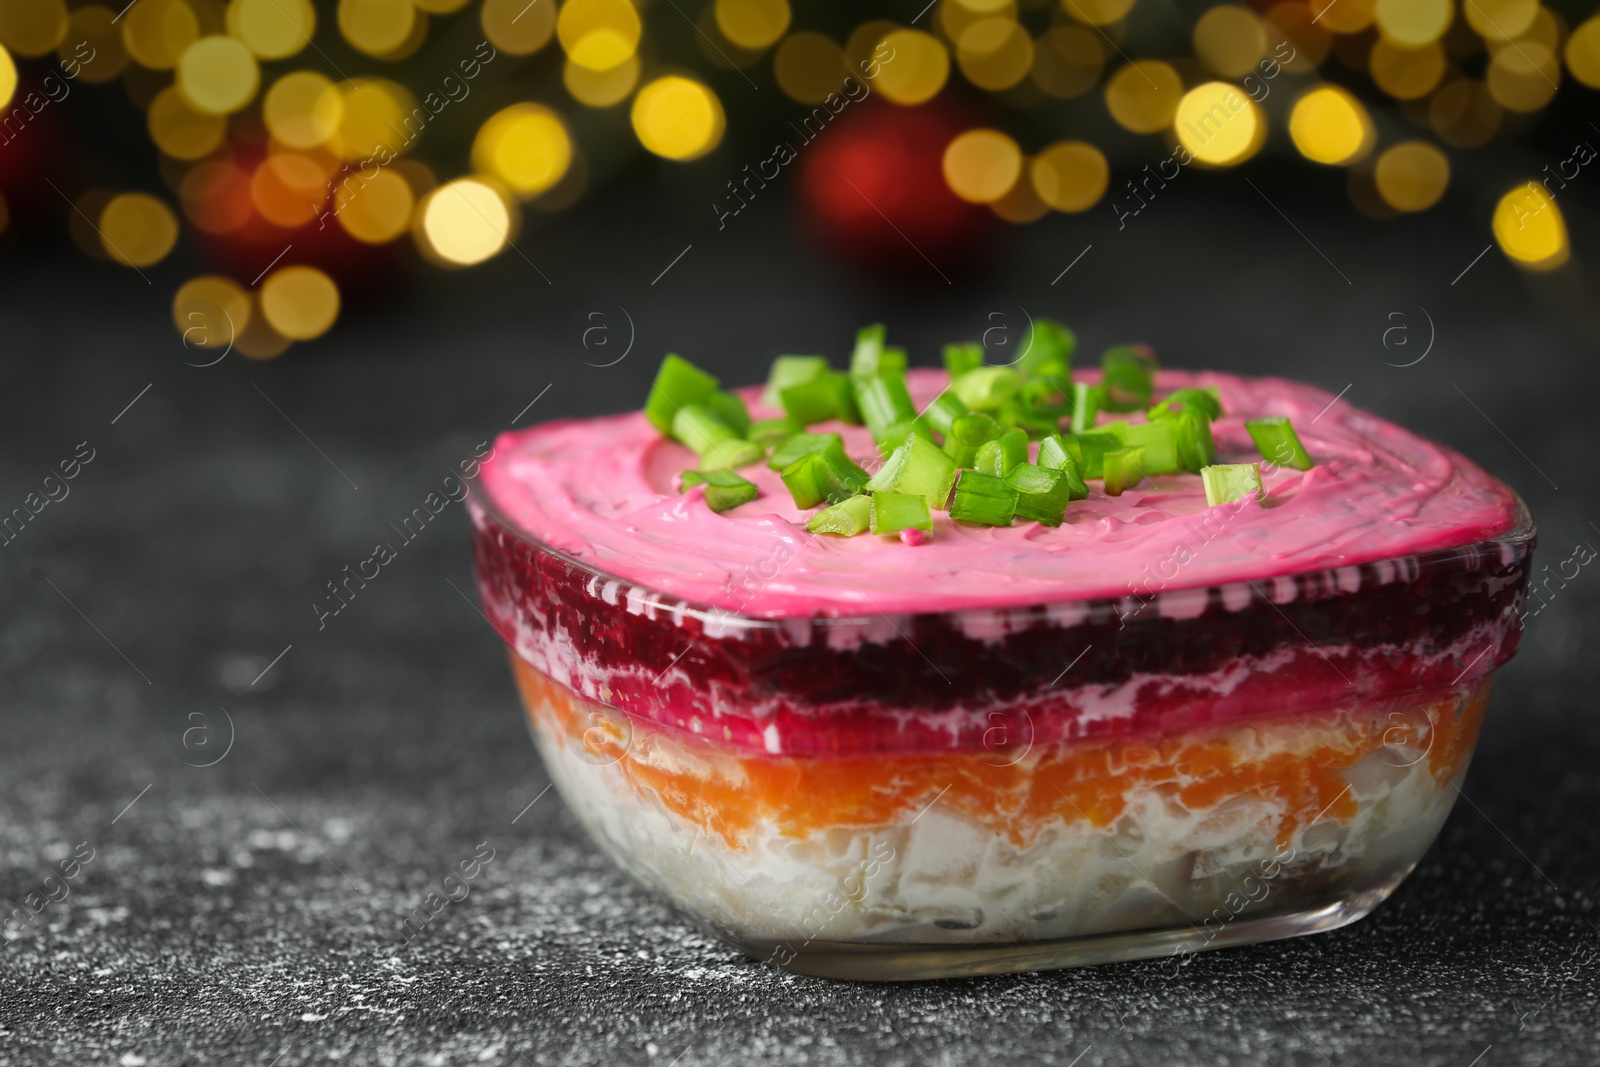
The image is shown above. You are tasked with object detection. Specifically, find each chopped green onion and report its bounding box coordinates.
[942,342,984,377]
[697,437,763,470]
[1065,429,1121,478]
[748,417,802,447]
[869,492,933,535]
[671,403,736,453]
[943,412,1001,467]
[849,324,906,378]
[778,377,842,425]
[1019,318,1075,379]
[1069,382,1102,434]
[1201,463,1265,507]
[706,390,751,436]
[767,431,841,470]
[1100,345,1157,412]
[1106,420,1181,474]
[921,389,968,436]
[780,439,868,508]
[1102,447,1146,496]
[854,371,917,436]
[680,469,757,513]
[1149,387,1222,422]
[952,366,1023,411]
[997,400,1061,438]
[1166,408,1216,472]
[645,354,719,434]
[1006,463,1072,526]
[867,433,959,509]
[1245,416,1314,471]
[874,416,936,458]
[975,427,1028,477]
[760,356,829,408]
[1037,433,1070,470]
[806,493,871,536]
[827,372,862,425]
[1020,375,1070,412]
[948,470,1017,526]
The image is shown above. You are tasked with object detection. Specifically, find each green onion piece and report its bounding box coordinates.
[767,431,841,470]
[854,371,917,436]
[870,492,933,535]
[849,324,889,377]
[778,377,839,425]
[997,400,1061,438]
[779,452,828,509]
[1006,463,1072,526]
[867,433,959,509]
[1037,433,1069,470]
[952,366,1023,411]
[1020,375,1070,412]
[1201,463,1265,507]
[1106,420,1181,474]
[1102,447,1146,496]
[1065,429,1121,478]
[975,427,1028,477]
[1019,318,1076,379]
[697,437,764,470]
[921,390,968,436]
[942,412,1001,467]
[784,439,869,507]
[1149,387,1223,422]
[949,470,1018,526]
[806,493,871,536]
[760,356,829,408]
[826,372,862,425]
[748,417,802,447]
[671,403,736,453]
[645,354,719,434]
[680,469,757,513]
[1166,408,1216,472]
[706,390,751,436]
[874,416,936,458]
[1069,382,1102,433]
[1245,416,1314,471]
[942,342,984,377]
[1100,344,1157,412]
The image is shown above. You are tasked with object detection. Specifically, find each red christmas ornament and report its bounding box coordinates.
[797,102,994,279]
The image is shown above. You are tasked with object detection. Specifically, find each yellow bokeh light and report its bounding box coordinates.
[563,52,639,107]
[1263,2,1331,72]
[148,85,227,160]
[0,42,15,109]
[1369,38,1445,98]
[939,0,1014,44]
[99,193,179,267]
[1488,42,1559,111]
[1489,7,1559,59]
[1288,85,1374,165]
[336,168,413,243]
[1174,81,1263,166]
[845,20,898,71]
[1307,0,1373,34]
[956,0,1014,13]
[1429,78,1502,148]
[1464,0,1537,41]
[261,265,341,340]
[630,75,724,160]
[235,297,293,360]
[414,0,471,12]
[942,128,1022,203]
[420,179,512,265]
[180,160,253,233]
[63,6,130,85]
[226,0,314,60]
[123,0,200,70]
[956,17,1034,91]
[991,165,1050,224]
[715,0,789,51]
[558,0,641,71]
[472,103,573,199]
[1030,26,1103,98]
[1568,18,1600,89]
[177,36,259,115]
[338,0,414,57]
[481,0,556,55]
[1492,183,1567,269]
[0,0,68,58]
[1104,60,1183,134]
[1374,0,1450,46]
[250,152,327,227]
[1373,141,1449,212]
[264,71,343,149]
[1062,0,1134,28]
[1031,140,1108,212]
[173,275,251,349]
[874,29,950,105]
[773,31,844,104]
[1193,6,1266,79]
[337,78,415,161]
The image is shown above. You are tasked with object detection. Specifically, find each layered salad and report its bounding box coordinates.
[469,323,1532,978]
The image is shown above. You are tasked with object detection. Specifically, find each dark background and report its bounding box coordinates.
[2,103,1599,1064]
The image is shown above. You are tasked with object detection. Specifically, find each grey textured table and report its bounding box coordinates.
[1,177,1597,1065]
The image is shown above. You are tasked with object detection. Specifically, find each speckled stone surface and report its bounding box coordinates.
[1,187,1597,1065]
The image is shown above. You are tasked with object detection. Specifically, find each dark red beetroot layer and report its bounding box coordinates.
[470,501,1533,757]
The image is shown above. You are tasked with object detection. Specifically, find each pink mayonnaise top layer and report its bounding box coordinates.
[477,370,1523,618]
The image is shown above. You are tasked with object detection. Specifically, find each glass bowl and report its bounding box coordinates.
[467,484,1533,981]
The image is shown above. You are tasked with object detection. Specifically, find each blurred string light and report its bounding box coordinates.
[1289,85,1375,165]
[0,42,17,109]
[0,0,68,57]
[942,128,1022,203]
[631,75,723,160]
[227,0,315,60]
[472,103,573,197]
[419,178,512,264]
[99,193,179,267]
[1492,183,1568,269]
[1174,81,1264,166]
[1374,141,1450,212]
[261,265,341,339]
